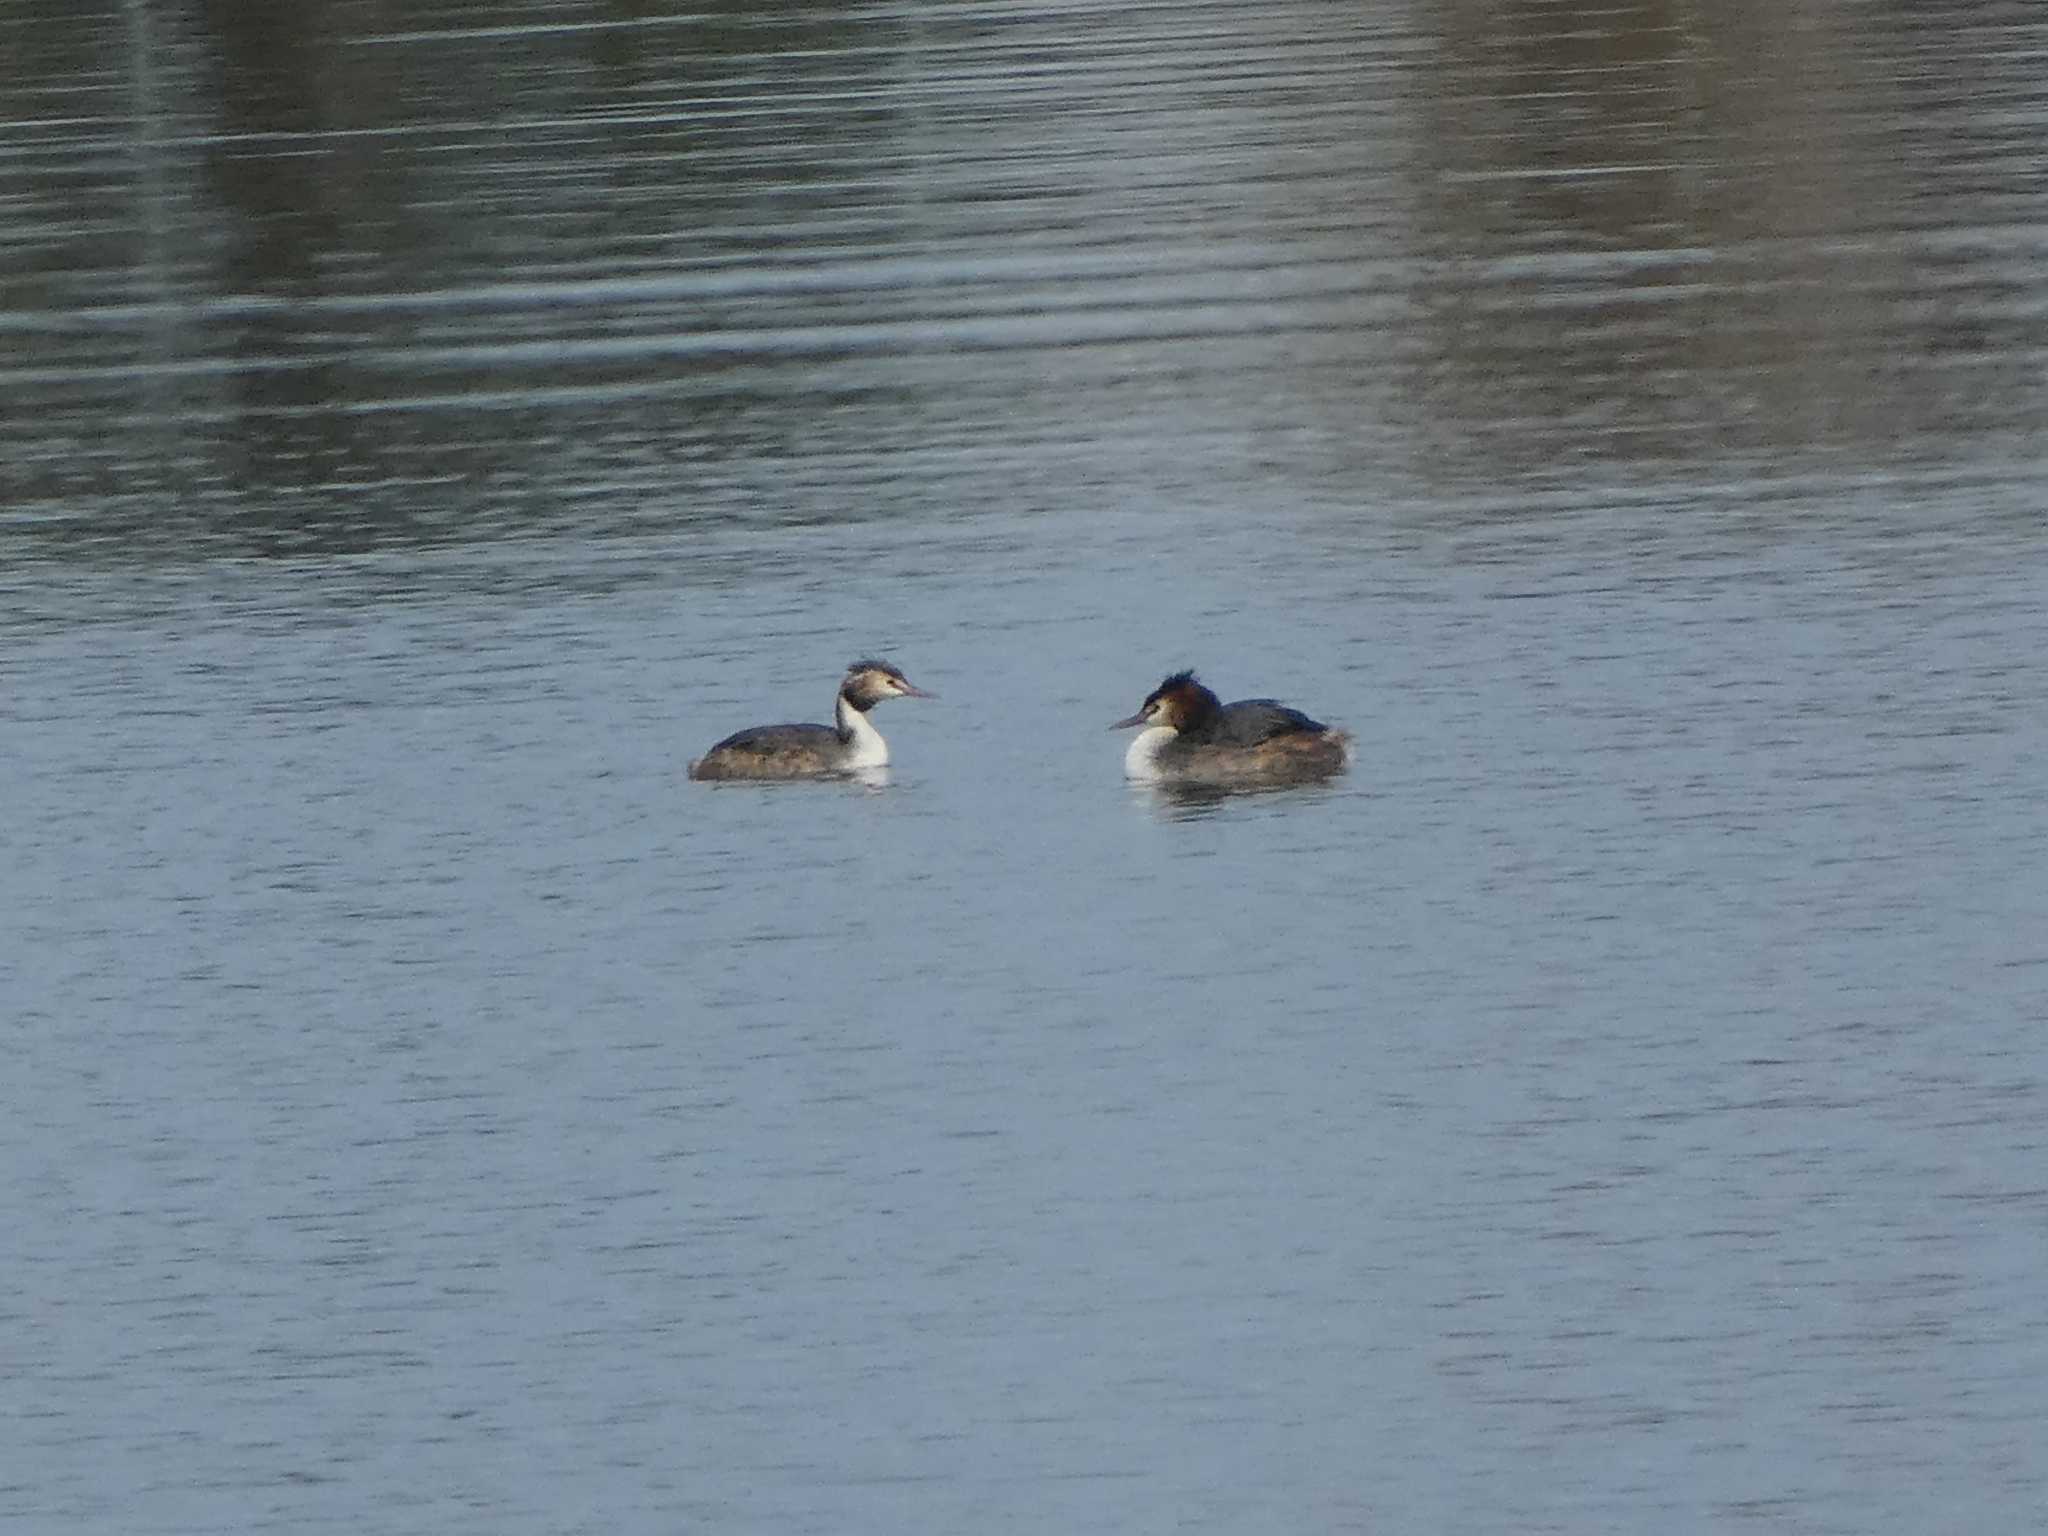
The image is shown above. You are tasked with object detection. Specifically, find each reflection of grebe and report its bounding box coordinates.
[1113,670,1350,786]
[688,660,933,780]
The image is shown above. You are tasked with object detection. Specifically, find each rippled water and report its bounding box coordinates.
[5,3,2048,1532]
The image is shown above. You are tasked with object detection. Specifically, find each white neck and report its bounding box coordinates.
[1123,726,1177,780]
[836,694,890,768]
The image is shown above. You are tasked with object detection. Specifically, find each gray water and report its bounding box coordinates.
[5,3,2048,1532]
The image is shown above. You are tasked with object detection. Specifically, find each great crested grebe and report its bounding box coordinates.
[688,659,934,781]
[1112,669,1350,785]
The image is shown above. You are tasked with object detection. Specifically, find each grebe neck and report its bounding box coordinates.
[835,692,890,768]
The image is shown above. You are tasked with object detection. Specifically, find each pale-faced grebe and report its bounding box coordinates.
[688,660,933,781]
[1113,669,1350,785]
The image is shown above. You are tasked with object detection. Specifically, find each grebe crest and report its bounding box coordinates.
[688,658,934,781]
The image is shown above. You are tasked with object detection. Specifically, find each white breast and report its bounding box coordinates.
[837,700,890,768]
[1123,726,1177,780]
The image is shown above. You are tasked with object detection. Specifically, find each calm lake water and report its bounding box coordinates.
[5,2,2048,1531]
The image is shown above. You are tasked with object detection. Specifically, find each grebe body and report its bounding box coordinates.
[1113,670,1349,786]
[689,660,932,781]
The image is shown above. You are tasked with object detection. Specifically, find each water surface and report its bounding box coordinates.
[5,3,2048,1532]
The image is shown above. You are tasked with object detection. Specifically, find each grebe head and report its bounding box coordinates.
[1111,669,1220,734]
[841,658,934,711]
